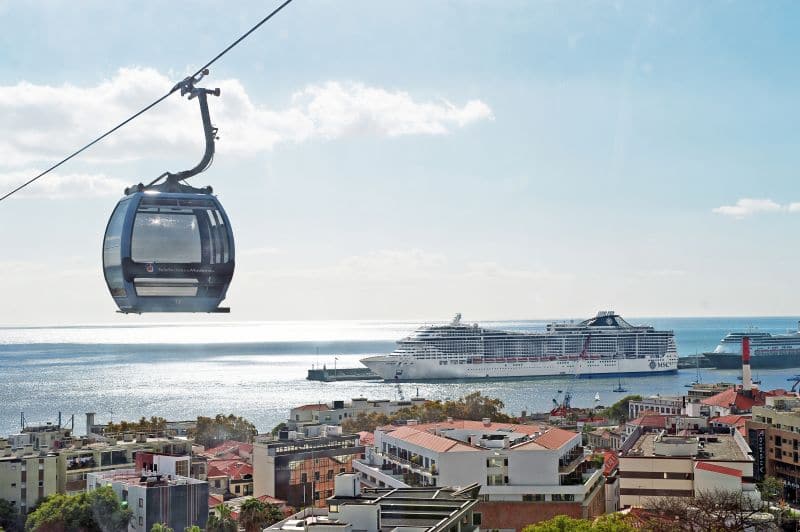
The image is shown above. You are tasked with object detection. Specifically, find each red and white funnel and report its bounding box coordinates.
[742,336,752,391]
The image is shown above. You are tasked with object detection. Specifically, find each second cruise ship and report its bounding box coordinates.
[360,311,678,381]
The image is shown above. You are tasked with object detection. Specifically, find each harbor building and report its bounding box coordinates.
[253,432,364,509]
[747,395,800,502]
[266,473,480,532]
[289,397,427,429]
[619,431,757,508]
[358,419,604,530]
[87,468,208,531]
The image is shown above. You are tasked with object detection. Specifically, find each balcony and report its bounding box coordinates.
[559,447,586,474]
[377,452,437,476]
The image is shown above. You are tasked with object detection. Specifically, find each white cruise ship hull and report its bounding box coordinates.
[361,354,678,382]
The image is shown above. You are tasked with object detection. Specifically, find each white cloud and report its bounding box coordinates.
[0,68,493,170]
[0,170,126,199]
[712,198,785,218]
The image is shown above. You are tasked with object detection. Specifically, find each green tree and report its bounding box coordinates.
[758,475,783,505]
[342,392,512,433]
[25,486,132,532]
[192,414,258,448]
[206,504,237,532]
[151,524,174,532]
[523,514,635,532]
[0,499,20,532]
[183,527,201,532]
[271,422,288,436]
[598,395,642,423]
[238,498,283,532]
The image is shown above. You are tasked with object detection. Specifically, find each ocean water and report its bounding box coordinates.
[1,316,799,437]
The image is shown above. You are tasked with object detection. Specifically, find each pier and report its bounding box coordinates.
[307,366,381,382]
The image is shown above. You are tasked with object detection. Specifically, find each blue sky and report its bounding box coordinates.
[1,0,799,325]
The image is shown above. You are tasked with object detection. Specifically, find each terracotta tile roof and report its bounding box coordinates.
[384,426,478,453]
[627,415,667,428]
[509,439,547,451]
[208,494,224,508]
[208,459,253,480]
[701,387,768,411]
[710,415,750,426]
[603,451,619,476]
[358,431,375,446]
[695,461,742,477]
[204,440,253,457]
[412,420,549,436]
[534,428,579,450]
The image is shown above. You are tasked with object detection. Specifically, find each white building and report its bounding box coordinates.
[358,419,605,530]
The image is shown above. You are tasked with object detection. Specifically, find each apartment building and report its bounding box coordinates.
[619,431,757,508]
[747,396,800,502]
[253,433,364,509]
[87,469,208,531]
[0,445,58,516]
[360,419,604,530]
[58,436,192,494]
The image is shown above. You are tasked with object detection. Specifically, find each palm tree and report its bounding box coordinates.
[239,498,269,532]
[238,498,285,532]
[207,504,237,532]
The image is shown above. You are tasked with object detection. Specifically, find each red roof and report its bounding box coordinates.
[628,415,667,428]
[358,431,375,446]
[534,428,579,450]
[603,451,619,476]
[208,459,253,480]
[695,461,742,478]
[710,414,749,426]
[701,387,766,411]
[384,426,477,453]
[202,440,253,459]
[413,419,550,436]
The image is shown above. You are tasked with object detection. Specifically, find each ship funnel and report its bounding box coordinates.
[742,336,752,393]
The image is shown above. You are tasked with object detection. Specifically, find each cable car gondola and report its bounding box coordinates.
[102,71,235,313]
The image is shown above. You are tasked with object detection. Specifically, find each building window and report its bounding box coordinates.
[327,470,334,480]
[138,517,143,526]
[523,494,545,502]
[138,498,143,508]
[314,471,320,481]
[314,491,320,501]
[301,473,307,483]
[473,513,482,525]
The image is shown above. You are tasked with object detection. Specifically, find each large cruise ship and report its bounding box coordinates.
[703,326,800,369]
[360,311,678,381]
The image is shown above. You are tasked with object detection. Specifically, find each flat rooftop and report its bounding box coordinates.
[623,433,749,461]
[90,469,205,487]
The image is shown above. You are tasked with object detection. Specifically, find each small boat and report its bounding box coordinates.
[594,392,601,402]
[613,377,628,393]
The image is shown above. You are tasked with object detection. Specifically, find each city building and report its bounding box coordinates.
[619,431,757,508]
[207,459,253,497]
[289,397,427,429]
[58,436,191,494]
[628,397,684,419]
[747,395,800,502]
[586,427,622,451]
[0,444,58,516]
[87,468,208,531]
[361,419,605,530]
[266,474,480,532]
[253,432,364,509]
